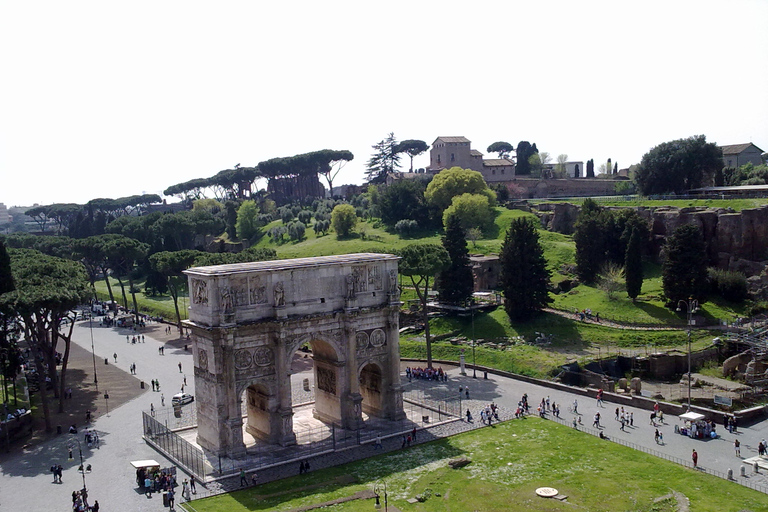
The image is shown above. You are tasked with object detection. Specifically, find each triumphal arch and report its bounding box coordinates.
[184,253,405,457]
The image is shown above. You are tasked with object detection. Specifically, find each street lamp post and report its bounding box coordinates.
[68,437,92,505]
[676,298,699,411]
[373,480,388,511]
[88,313,98,392]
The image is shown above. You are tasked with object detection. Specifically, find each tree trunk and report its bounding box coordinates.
[128,275,141,325]
[102,270,115,304]
[27,317,52,432]
[56,316,76,414]
[116,276,128,309]
[169,282,182,335]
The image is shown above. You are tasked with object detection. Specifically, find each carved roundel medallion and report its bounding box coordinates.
[198,349,208,371]
[370,328,386,347]
[253,346,274,366]
[355,331,369,351]
[234,349,253,370]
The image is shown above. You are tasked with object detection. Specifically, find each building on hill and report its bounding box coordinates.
[719,143,764,168]
[0,203,9,226]
[427,136,515,182]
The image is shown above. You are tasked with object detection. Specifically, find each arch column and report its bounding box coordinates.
[272,330,296,446]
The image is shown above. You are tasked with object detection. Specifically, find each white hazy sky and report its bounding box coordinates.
[1,0,767,207]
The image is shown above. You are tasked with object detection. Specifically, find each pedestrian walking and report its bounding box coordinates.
[168,489,175,507]
[183,375,187,386]
[86,410,91,423]
[692,449,698,467]
[251,472,258,486]
[374,435,382,450]
[113,352,117,362]
[465,386,469,399]
[240,469,247,487]
[620,417,626,431]
[629,412,634,426]
[151,380,156,392]
[150,403,155,417]
[572,399,578,414]
[615,407,619,421]
[412,427,417,441]
[161,394,165,406]
[654,429,660,444]
[735,438,741,457]
[190,475,196,494]
[178,362,183,373]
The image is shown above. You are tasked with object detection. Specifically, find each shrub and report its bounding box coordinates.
[257,213,273,225]
[597,262,625,300]
[708,268,748,302]
[297,210,312,224]
[279,207,294,224]
[395,219,419,237]
[331,204,357,237]
[313,219,330,236]
[287,221,306,241]
[269,225,287,243]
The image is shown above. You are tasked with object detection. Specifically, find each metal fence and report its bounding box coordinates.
[144,390,463,482]
[143,412,208,479]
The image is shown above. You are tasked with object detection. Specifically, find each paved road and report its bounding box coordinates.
[1,319,767,512]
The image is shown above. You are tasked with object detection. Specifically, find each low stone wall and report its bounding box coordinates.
[0,410,33,441]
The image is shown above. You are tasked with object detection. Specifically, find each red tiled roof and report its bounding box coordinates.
[483,159,515,166]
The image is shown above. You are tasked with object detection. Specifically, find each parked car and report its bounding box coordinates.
[172,393,194,406]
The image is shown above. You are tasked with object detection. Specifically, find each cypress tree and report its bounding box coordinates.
[0,241,13,295]
[499,218,551,322]
[625,226,643,300]
[574,199,605,283]
[437,215,474,305]
[661,224,708,306]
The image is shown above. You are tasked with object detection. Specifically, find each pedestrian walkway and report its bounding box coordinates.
[2,317,767,512]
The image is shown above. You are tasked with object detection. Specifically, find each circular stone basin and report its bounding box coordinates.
[536,487,559,498]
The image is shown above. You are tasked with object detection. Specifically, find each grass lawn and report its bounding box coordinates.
[180,418,766,512]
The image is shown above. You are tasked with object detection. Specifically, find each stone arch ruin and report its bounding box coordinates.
[184,253,405,457]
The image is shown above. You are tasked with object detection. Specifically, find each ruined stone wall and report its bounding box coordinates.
[546,204,768,275]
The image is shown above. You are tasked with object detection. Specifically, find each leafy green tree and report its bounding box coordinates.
[399,244,450,368]
[555,154,568,178]
[331,204,357,237]
[424,167,496,215]
[499,218,551,322]
[396,140,428,172]
[377,179,430,228]
[437,215,474,305]
[365,132,400,184]
[487,141,514,159]
[1,249,90,429]
[661,224,708,307]
[442,193,494,233]
[236,200,260,241]
[150,250,202,333]
[102,236,149,324]
[635,135,723,195]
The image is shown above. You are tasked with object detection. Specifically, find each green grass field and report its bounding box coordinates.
[180,418,767,512]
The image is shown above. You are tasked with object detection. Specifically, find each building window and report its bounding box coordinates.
[451,153,455,162]
[437,155,441,164]
[501,169,505,174]
[492,169,496,175]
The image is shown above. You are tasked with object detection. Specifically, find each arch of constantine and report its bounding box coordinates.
[183,253,405,457]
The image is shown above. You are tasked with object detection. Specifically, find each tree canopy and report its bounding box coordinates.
[487,141,514,159]
[424,167,496,215]
[635,135,723,195]
[442,193,495,233]
[365,132,401,184]
[399,243,450,368]
[396,140,428,172]
[514,141,538,175]
[376,179,430,228]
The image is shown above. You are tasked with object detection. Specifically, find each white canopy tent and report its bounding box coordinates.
[680,412,705,422]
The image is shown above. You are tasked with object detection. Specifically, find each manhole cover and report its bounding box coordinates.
[536,487,559,498]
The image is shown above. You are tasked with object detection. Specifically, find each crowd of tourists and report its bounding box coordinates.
[405,366,447,382]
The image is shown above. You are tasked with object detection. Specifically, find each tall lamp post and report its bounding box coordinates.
[676,298,699,411]
[68,437,92,504]
[373,480,388,512]
[88,313,98,392]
